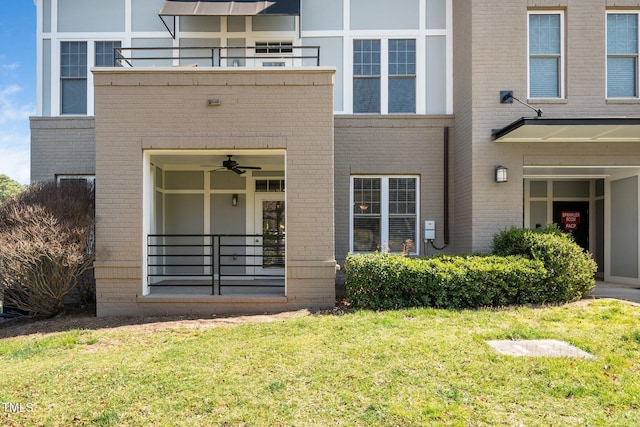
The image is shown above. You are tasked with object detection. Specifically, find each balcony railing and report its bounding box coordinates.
[147,234,285,295]
[114,46,320,68]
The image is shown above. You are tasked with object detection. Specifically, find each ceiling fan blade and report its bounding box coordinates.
[232,168,246,175]
[235,165,262,170]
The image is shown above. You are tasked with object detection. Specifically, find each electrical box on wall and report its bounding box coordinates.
[424,220,436,241]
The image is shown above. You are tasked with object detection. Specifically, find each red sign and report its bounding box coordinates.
[561,211,581,224]
[561,211,580,230]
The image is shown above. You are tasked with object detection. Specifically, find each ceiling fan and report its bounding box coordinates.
[215,155,262,175]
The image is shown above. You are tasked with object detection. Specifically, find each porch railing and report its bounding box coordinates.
[114,46,321,68]
[147,234,285,295]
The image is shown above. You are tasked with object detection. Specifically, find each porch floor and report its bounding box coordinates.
[147,280,285,296]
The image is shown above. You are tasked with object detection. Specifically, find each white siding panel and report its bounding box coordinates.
[350,0,419,30]
[58,0,125,32]
[301,0,343,31]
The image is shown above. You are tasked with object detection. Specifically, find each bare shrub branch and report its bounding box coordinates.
[0,181,95,316]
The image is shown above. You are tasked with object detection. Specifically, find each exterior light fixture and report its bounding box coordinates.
[232,194,238,206]
[495,166,508,183]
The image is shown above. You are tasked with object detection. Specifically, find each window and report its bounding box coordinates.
[60,41,87,114]
[95,41,122,67]
[255,42,293,54]
[255,179,285,192]
[388,39,416,113]
[353,40,381,113]
[607,13,639,98]
[528,12,563,98]
[56,175,95,189]
[353,39,416,114]
[351,177,418,254]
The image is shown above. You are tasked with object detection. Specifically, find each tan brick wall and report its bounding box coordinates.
[457,0,640,252]
[29,117,96,182]
[334,115,456,267]
[93,67,336,316]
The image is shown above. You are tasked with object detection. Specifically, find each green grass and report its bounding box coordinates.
[1,300,639,426]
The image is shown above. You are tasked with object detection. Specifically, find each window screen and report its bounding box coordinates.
[388,39,416,113]
[529,14,561,98]
[61,41,87,114]
[353,40,381,113]
[607,14,639,98]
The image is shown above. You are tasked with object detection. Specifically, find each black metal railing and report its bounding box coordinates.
[114,46,320,68]
[147,234,285,295]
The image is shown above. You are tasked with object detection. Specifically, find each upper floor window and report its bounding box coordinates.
[353,40,381,113]
[60,41,121,115]
[607,13,639,98]
[60,41,87,115]
[96,41,122,67]
[353,39,416,114]
[255,42,293,54]
[388,39,416,113]
[528,12,564,99]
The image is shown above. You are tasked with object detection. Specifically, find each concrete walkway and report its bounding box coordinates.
[586,281,640,304]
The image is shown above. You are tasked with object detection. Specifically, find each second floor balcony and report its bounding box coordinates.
[114,44,321,69]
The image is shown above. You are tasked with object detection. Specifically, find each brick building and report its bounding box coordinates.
[31,0,640,316]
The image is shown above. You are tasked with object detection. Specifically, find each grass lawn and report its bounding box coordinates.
[1,299,639,426]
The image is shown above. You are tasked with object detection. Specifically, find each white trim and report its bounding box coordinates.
[142,152,153,296]
[527,10,565,100]
[36,0,43,116]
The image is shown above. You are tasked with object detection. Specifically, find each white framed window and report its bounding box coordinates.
[607,12,639,98]
[528,11,564,99]
[353,39,416,114]
[95,41,122,67]
[60,41,88,115]
[255,41,293,54]
[350,176,419,254]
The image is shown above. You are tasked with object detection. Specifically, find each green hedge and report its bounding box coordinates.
[492,226,597,303]
[345,253,548,310]
[345,226,597,310]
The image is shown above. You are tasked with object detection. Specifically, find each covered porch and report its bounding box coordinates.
[93,66,336,316]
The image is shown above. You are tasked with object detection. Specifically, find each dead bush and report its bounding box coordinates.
[0,181,95,316]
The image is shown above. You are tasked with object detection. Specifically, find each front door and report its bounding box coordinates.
[553,201,589,252]
[254,193,285,276]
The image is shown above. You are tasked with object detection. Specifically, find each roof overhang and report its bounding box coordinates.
[159,0,300,17]
[492,117,640,143]
[159,0,299,38]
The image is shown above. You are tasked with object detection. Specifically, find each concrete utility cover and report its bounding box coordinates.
[487,339,594,358]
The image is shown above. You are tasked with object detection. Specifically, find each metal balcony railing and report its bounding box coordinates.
[114,45,320,68]
[147,234,285,295]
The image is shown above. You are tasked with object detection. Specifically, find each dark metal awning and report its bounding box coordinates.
[492,117,640,143]
[159,0,300,38]
[159,0,300,16]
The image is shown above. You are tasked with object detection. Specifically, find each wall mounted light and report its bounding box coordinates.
[495,166,508,183]
[232,194,238,206]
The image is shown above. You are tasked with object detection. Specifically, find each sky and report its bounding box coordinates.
[0,1,36,184]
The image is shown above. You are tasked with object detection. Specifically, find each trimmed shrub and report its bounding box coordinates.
[492,226,597,303]
[345,253,548,310]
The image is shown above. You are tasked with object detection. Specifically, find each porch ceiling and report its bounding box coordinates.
[492,117,640,143]
[523,165,640,178]
[149,150,285,170]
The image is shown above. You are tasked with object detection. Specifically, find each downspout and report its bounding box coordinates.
[443,126,450,245]
[429,126,450,251]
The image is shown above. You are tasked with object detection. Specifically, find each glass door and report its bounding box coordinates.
[254,193,285,276]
